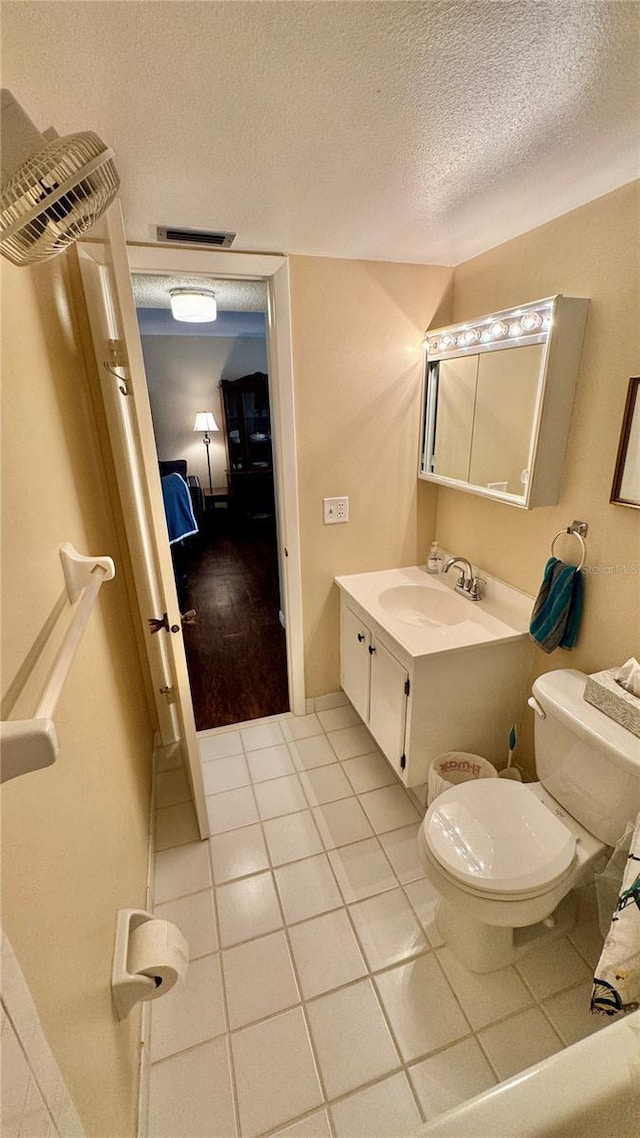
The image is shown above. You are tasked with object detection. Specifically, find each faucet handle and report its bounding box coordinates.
[469,576,486,601]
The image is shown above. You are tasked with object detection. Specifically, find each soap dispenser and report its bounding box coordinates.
[427,541,442,575]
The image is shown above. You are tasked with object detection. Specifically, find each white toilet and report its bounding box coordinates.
[419,668,640,973]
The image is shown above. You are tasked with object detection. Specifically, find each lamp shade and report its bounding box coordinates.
[170,288,217,323]
[193,412,219,433]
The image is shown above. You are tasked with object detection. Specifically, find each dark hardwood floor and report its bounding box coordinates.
[179,509,289,730]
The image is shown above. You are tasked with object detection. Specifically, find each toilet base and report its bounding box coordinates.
[437,891,578,973]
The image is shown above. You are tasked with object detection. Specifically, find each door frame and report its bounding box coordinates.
[123,242,306,717]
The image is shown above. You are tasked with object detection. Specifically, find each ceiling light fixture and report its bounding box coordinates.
[170,288,217,323]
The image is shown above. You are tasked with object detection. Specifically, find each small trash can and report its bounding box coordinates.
[427,751,498,806]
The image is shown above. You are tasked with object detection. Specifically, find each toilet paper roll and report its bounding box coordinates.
[127,918,189,1001]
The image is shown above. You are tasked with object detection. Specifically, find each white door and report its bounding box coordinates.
[369,637,409,775]
[77,203,209,838]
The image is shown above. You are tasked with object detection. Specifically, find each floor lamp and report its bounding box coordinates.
[193,412,219,493]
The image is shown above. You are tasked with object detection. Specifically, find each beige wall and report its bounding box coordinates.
[1,252,154,1136]
[434,181,640,771]
[141,333,267,489]
[289,257,453,695]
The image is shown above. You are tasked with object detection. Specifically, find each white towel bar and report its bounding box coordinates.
[0,544,115,784]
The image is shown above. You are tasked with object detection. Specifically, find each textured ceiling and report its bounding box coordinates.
[132,275,268,311]
[3,1,639,264]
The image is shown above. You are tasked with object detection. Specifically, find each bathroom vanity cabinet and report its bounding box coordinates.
[337,567,534,787]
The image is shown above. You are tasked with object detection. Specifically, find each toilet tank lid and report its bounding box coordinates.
[532,669,640,772]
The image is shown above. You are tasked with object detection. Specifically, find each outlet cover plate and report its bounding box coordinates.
[323,497,349,524]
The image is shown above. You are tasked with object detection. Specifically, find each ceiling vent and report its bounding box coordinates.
[157,225,235,248]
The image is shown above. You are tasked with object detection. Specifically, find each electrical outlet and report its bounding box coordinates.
[323,496,349,524]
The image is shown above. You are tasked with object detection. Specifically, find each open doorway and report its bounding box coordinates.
[132,273,289,730]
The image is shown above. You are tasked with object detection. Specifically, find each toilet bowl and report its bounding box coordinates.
[418,669,640,972]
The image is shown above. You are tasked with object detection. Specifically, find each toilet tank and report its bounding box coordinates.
[532,669,640,846]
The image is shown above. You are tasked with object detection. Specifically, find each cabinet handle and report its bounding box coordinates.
[368,645,376,655]
[357,633,365,642]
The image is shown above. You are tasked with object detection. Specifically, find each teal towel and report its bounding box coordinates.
[529,557,584,653]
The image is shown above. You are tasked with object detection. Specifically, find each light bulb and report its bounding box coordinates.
[460,328,479,347]
[520,311,543,332]
[490,321,508,339]
[509,321,523,337]
[440,332,457,350]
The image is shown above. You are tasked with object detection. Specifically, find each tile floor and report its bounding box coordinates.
[148,696,608,1138]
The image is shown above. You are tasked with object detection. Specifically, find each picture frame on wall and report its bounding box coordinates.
[610,377,640,509]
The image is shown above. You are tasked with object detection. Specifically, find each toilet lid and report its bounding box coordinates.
[425,780,576,895]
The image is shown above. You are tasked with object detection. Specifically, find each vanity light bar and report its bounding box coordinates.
[423,303,552,356]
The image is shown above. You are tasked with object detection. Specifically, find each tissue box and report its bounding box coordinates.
[584,669,640,738]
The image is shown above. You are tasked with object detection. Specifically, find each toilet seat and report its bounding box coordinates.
[424,779,576,897]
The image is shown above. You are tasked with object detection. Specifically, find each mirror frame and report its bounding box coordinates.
[610,377,640,509]
[418,294,589,510]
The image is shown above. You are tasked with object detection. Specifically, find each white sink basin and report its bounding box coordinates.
[378,584,467,627]
[336,565,533,660]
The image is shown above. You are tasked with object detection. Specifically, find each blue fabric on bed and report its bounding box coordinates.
[161,473,199,544]
[529,556,584,653]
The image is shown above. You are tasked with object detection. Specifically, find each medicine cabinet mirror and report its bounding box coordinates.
[419,295,589,509]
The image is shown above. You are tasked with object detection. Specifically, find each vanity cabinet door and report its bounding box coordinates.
[369,637,409,772]
[341,605,371,721]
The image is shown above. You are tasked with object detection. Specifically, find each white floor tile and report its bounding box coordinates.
[478,1007,563,1081]
[330,1072,421,1138]
[317,705,361,733]
[156,767,191,808]
[148,1036,236,1138]
[199,730,243,761]
[341,751,397,793]
[263,811,324,866]
[216,871,282,947]
[206,786,259,835]
[254,774,308,820]
[209,823,270,884]
[241,721,286,751]
[155,802,199,851]
[155,889,218,959]
[543,981,609,1045]
[288,735,340,772]
[359,785,421,834]
[312,798,373,849]
[437,946,532,1031]
[516,936,592,1000]
[349,888,427,972]
[231,1007,323,1138]
[375,954,469,1063]
[275,854,343,924]
[150,953,225,1062]
[328,838,397,902]
[403,878,444,947]
[202,754,250,795]
[288,909,367,999]
[246,744,295,782]
[314,691,349,711]
[307,979,399,1099]
[271,1111,332,1138]
[281,714,324,742]
[379,823,426,884]
[154,841,211,904]
[409,1037,497,1122]
[223,930,299,1029]
[327,724,377,761]
[299,764,354,806]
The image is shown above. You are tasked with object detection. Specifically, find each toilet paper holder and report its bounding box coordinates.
[111,908,189,1021]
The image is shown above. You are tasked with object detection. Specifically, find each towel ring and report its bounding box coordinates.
[550,528,587,571]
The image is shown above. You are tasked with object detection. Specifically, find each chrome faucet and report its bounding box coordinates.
[442,556,485,602]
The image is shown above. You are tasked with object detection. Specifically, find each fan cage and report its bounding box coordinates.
[1,131,120,266]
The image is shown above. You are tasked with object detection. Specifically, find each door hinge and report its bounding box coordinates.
[104,339,129,395]
[400,754,407,770]
[158,685,175,704]
[404,678,410,697]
